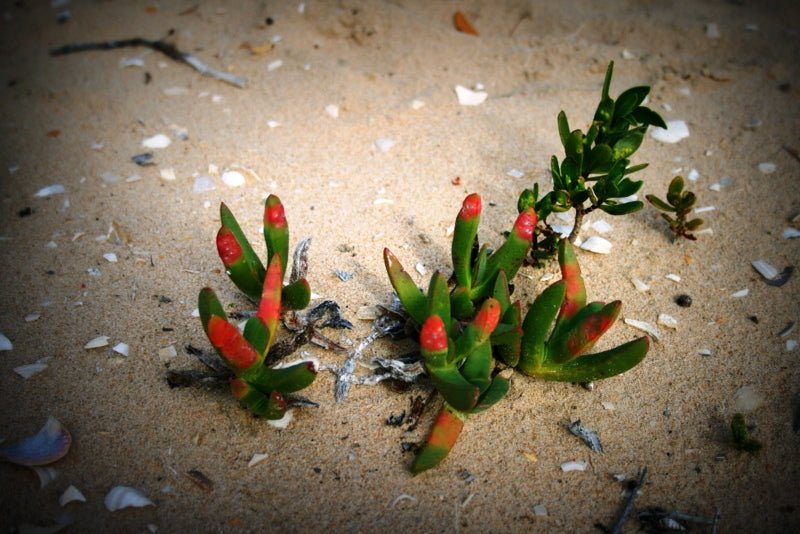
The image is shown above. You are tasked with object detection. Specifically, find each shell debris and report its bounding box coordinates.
[142,134,171,149]
[665,273,681,282]
[757,162,776,174]
[787,340,798,352]
[112,343,130,357]
[84,336,110,350]
[0,333,12,351]
[658,314,678,329]
[731,288,749,298]
[325,104,339,118]
[0,416,71,466]
[624,318,662,341]
[33,466,60,488]
[60,485,87,506]
[34,184,66,198]
[13,358,50,379]
[104,485,154,511]
[560,460,588,472]
[221,170,246,187]
[650,120,690,144]
[248,453,268,467]
[631,278,650,292]
[579,236,612,254]
[374,138,396,153]
[455,85,488,106]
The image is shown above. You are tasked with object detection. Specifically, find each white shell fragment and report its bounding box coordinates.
[601,401,615,411]
[0,417,71,466]
[455,85,488,106]
[25,313,41,322]
[159,168,177,181]
[103,252,118,263]
[33,466,60,488]
[507,168,524,178]
[158,345,177,362]
[751,260,778,280]
[687,168,700,182]
[112,343,130,357]
[0,333,12,351]
[579,236,612,254]
[787,340,798,352]
[411,99,425,110]
[390,494,418,508]
[415,263,427,276]
[141,134,171,149]
[374,138,396,153]
[693,206,716,214]
[665,273,681,282]
[192,175,215,193]
[591,219,613,233]
[757,162,776,174]
[631,278,650,292]
[560,460,588,472]
[731,288,749,298]
[248,453,268,467]
[266,59,283,72]
[324,104,339,118]
[533,504,548,516]
[733,385,764,413]
[658,314,678,329]
[783,228,800,239]
[14,359,50,379]
[60,485,87,506]
[266,410,294,429]
[650,120,690,143]
[34,184,66,198]
[104,485,154,511]
[624,318,662,341]
[356,305,382,320]
[221,170,246,187]
[698,348,713,356]
[84,336,110,349]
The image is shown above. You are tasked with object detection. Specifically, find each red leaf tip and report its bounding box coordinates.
[458,193,482,221]
[420,315,448,353]
[264,196,287,228]
[216,227,243,266]
[474,299,501,337]
[513,208,537,241]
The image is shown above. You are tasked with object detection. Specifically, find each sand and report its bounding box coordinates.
[1,1,799,531]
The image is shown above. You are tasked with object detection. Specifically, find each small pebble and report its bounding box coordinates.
[675,294,692,307]
[411,99,425,110]
[325,104,339,118]
[533,504,548,517]
[159,168,177,181]
[687,168,700,182]
[192,175,215,193]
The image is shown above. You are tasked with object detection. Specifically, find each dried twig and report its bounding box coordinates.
[50,35,246,88]
[610,467,647,534]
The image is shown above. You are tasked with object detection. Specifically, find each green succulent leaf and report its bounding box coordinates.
[557,111,571,148]
[471,375,510,414]
[686,218,704,231]
[384,248,426,325]
[667,176,685,205]
[428,366,480,412]
[585,144,613,175]
[599,200,644,215]
[535,336,649,382]
[616,178,644,198]
[612,131,644,160]
[452,194,482,288]
[198,287,227,336]
[645,194,675,212]
[426,272,452,334]
[518,281,566,375]
[231,380,287,419]
[281,278,311,310]
[218,203,266,300]
[248,361,317,394]
[410,405,465,474]
[263,195,290,277]
[450,286,476,322]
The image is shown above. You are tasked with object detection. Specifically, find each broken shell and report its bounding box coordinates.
[579,236,612,254]
[248,453,268,467]
[665,273,681,282]
[33,465,59,488]
[560,460,588,472]
[60,485,87,506]
[112,343,130,357]
[783,228,800,239]
[221,170,246,187]
[733,385,764,413]
[787,340,798,352]
[658,314,678,329]
[455,85,487,106]
[84,336,110,349]
[752,259,778,280]
[34,184,66,198]
[631,278,650,292]
[624,318,662,341]
[533,504,548,516]
[374,138,396,153]
[757,162,776,174]
[266,409,294,429]
[104,485,154,511]
[390,494,417,508]
[650,120,690,143]
[325,104,339,118]
[142,134,171,149]
[0,333,13,351]
[103,253,118,263]
[0,417,71,466]
[13,359,50,379]
[731,288,749,298]
[356,305,382,320]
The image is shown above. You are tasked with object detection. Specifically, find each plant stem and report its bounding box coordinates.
[568,204,584,243]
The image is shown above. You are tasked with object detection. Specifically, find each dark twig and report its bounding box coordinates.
[50,36,246,88]
[610,466,647,534]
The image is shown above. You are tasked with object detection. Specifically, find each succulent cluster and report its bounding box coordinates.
[191,62,666,474]
[518,61,666,260]
[646,176,704,240]
[197,196,317,419]
[385,194,649,472]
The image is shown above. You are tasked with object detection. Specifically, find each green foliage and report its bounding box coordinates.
[731,413,763,453]
[645,176,704,240]
[517,61,666,261]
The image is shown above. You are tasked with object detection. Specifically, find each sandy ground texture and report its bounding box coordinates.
[1,0,799,532]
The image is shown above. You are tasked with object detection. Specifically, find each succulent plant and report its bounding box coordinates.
[384,193,535,472]
[645,176,704,240]
[515,239,649,382]
[517,61,666,260]
[216,195,310,309]
[198,196,317,418]
[384,196,649,471]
